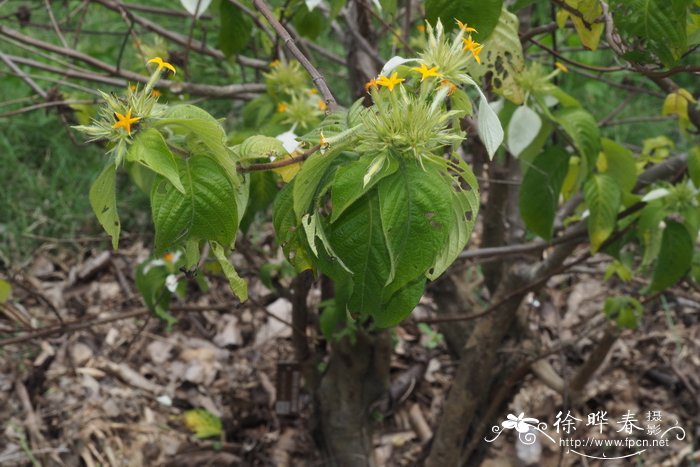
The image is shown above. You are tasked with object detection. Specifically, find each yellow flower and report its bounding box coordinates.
[376,72,405,92]
[456,19,477,33]
[112,109,140,135]
[412,63,442,82]
[151,89,162,97]
[318,100,328,111]
[129,84,137,92]
[147,57,176,75]
[270,59,281,68]
[277,102,288,113]
[462,36,483,64]
[555,61,569,73]
[163,252,175,263]
[417,24,426,33]
[365,78,380,92]
[308,88,319,95]
[440,79,458,96]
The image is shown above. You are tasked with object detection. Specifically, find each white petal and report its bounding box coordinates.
[642,188,671,202]
[380,56,419,77]
[305,0,322,10]
[180,0,212,18]
[165,274,179,293]
[276,130,301,154]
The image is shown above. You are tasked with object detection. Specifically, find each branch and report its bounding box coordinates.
[253,0,339,111]
[239,144,321,173]
[528,38,627,72]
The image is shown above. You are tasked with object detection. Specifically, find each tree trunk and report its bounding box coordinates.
[315,329,392,466]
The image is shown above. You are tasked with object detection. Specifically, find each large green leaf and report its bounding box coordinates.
[426,159,480,280]
[611,0,691,66]
[425,0,503,40]
[554,107,600,169]
[293,150,345,220]
[272,182,313,272]
[219,1,252,57]
[688,146,700,188]
[210,241,248,301]
[375,277,426,328]
[90,163,120,249]
[155,105,238,186]
[599,138,637,194]
[378,162,453,294]
[328,191,391,317]
[649,220,694,291]
[151,156,238,254]
[466,8,525,104]
[330,153,398,223]
[127,129,185,194]
[584,174,622,252]
[519,146,571,240]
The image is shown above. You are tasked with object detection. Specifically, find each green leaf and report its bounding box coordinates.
[426,158,480,280]
[425,0,503,40]
[219,1,252,56]
[688,146,700,188]
[598,138,637,194]
[374,277,426,328]
[156,105,238,186]
[90,163,120,249]
[649,220,694,292]
[135,260,176,331]
[151,156,239,254]
[183,409,223,439]
[273,182,314,272]
[328,190,391,317]
[240,170,278,232]
[604,296,643,329]
[127,129,185,194]
[293,5,325,39]
[210,241,248,301]
[611,0,691,66]
[519,146,571,240]
[638,201,666,269]
[330,153,398,222]
[584,174,622,252]
[234,135,287,161]
[293,150,345,220]
[378,162,453,294]
[329,0,346,18]
[466,8,525,104]
[561,0,604,50]
[554,107,600,169]
[0,279,11,303]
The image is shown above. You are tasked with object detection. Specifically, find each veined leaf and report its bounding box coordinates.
[425,0,503,40]
[649,220,694,292]
[183,409,222,439]
[426,158,480,280]
[330,153,398,223]
[559,0,604,50]
[584,174,622,252]
[151,156,238,255]
[156,105,238,187]
[554,107,600,169]
[378,162,453,294]
[519,146,571,240]
[599,138,637,194]
[375,277,426,328]
[210,241,248,301]
[272,182,314,273]
[293,149,345,220]
[90,163,120,249]
[219,0,252,56]
[127,129,185,194]
[328,191,391,317]
[467,8,525,104]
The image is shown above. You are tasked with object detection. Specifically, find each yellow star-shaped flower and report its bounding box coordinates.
[462,36,483,64]
[376,72,405,92]
[455,19,477,33]
[411,64,442,82]
[147,57,176,75]
[112,109,141,135]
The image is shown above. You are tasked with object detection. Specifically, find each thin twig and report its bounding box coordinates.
[253,0,338,111]
[239,144,321,173]
[0,52,47,98]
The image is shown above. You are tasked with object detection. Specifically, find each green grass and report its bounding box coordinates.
[0,76,150,265]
